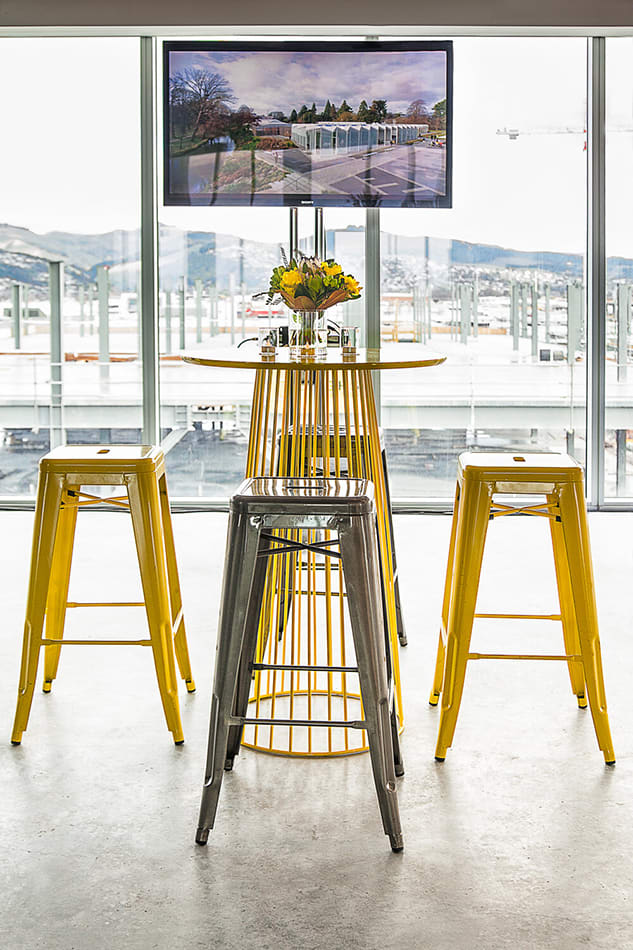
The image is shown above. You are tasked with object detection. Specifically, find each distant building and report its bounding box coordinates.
[269,111,286,120]
[290,122,429,152]
[254,116,292,138]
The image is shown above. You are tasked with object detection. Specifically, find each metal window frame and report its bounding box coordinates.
[587,37,606,509]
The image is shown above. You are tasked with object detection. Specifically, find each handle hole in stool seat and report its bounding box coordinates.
[97,448,110,454]
[513,456,526,462]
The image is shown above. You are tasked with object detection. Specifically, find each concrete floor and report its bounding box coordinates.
[2,508,633,949]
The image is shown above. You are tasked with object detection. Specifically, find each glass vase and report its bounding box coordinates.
[288,309,327,361]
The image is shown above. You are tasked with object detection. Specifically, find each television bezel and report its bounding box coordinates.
[162,39,453,209]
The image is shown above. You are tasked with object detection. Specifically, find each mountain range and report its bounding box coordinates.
[0,222,631,299]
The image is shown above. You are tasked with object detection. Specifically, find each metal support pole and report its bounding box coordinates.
[49,261,65,449]
[510,280,519,351]
[164,290,172,355]
[289,207,299,259]
[210,286,217,336]
[615,429,626,495]
[178,277,186,350]
[460,284,470,345]
[567,283,581,364]
[23,285,29,336]
[79,285,86,338]
[140,36,160,445]
[616,429,627,494]
[472,275,479,339]
[544,283,551,343]
[617,283,629,383]
[365,207,381,418]
[520,282,528,336]
[229,273,235,345]
[587,36,606,507]
[11,283,23,350]
[195,278,203,344]
[97,264,110,385]
[314,207,325,259]
[531,284,539,359]
[209,233,217,336]
[566,428,576,458]
[239,238,246,339]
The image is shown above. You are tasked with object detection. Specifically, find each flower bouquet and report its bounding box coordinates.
[260,250,362,360]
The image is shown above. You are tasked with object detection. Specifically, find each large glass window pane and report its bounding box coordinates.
[157,206,308,497]
[0,38,140,496]
[380,38,587,499]
[605,38,633,498]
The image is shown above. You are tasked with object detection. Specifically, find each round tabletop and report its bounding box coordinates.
[182,343,446,372]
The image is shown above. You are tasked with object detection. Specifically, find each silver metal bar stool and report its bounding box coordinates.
[196,476,404,852]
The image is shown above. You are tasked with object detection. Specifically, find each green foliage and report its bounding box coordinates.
[357,100,370,122]
[369,99,388,122]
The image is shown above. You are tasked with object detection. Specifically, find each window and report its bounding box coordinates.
[0,38,141,495]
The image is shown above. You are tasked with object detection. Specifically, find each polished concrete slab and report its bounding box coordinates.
[1,508,632,949]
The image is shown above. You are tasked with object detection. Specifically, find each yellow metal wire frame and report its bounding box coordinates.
[240,367,404,757]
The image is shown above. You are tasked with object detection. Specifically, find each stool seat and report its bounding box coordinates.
[11,444,195,746]
[430,451,615,765]
[458,452,584,485]
[196,476,404,851]
[41,444,162,474]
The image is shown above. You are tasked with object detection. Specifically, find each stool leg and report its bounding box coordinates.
[375,515,404,777]
[42,485,79,693]
[430,482,461,705]
[12,471,64,744]
[547,492,587,708]
[339,516,403,852]
[158,472,195,693]
[381,448,407,647]
[197,513,262,843]
[557,483,615,764]
[225,534,272,769]
[435,479,492,761]
[127,472,184,745]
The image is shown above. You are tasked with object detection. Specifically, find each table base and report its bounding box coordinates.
[243,366,404,757]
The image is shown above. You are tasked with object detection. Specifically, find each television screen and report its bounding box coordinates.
[163,41,452,209]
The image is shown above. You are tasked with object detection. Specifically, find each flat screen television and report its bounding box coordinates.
[163,41,453,209]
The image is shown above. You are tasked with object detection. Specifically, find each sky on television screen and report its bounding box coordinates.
[169,49,447,116]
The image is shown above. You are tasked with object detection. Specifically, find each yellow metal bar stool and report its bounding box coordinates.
[429,452,615,765]
[11,445,195,746]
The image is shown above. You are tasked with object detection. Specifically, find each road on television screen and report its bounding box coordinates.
[171,141,446,201]
[266,141,447,200]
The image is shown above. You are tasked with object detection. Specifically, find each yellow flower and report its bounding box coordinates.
[322,261,343,277]
[280,269,302,294]
[343,275,361,296]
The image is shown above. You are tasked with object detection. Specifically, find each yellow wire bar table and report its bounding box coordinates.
[184,345,445,757]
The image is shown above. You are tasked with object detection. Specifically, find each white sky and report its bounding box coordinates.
[0,36,632,257]
[169,47,447,116]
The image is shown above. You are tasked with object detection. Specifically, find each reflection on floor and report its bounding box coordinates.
[2,509,632,948]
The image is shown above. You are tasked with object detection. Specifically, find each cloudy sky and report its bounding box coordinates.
[169,47,448,117]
